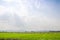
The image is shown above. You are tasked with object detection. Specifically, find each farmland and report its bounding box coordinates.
[0,32,60,40]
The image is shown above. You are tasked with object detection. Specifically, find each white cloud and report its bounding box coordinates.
[0,22,24,32]
[2,0,14,2]
[0,6,7,15]
[0,0,60,31]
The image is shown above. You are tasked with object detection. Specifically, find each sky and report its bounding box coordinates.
[0,0,60,32]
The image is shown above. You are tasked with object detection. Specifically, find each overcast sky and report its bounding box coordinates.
[0,0,60,31]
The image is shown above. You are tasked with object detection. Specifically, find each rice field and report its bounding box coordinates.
[0,32,60,40]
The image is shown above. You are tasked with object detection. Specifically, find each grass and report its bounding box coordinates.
[0,32,60,40]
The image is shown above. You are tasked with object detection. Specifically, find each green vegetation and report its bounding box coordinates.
[0,32,60,40]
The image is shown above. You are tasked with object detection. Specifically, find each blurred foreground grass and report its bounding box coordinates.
[0,32,60,40]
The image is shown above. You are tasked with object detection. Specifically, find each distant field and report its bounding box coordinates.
[0,32,60,40]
